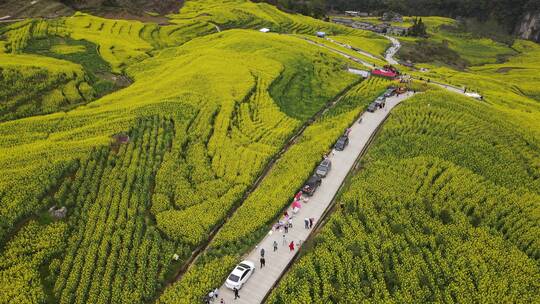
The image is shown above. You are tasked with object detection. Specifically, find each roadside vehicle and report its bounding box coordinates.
[384,88,396,97]
[375,96,386,108]
[316,159,332,177]
[303,175,322,196]
[367,102,378,112]
[334,135,349,151]
[225,260,256,290]
[395,87,407,94]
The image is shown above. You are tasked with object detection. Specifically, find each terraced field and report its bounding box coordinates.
[269,47,540,302]
[158,77,392,304]
[0,2,367,300]
[1,0,539,303]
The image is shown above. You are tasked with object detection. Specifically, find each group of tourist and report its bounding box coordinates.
[203,288,222,303]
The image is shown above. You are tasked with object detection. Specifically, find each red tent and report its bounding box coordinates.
[372,69,397,79]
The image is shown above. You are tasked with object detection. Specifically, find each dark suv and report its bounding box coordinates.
[367,102,378,112]
[384,88,396,98]
[334,135,349,151]
[303,175,322,196]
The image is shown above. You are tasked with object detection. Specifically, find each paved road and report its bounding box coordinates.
[320,35,473,98]
[217,91,416,304]
[384,35,400,65]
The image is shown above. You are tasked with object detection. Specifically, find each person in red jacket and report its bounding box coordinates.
[289,241,295,252]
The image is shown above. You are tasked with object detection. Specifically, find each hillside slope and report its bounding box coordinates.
[0,1,370,302]
[1,0,539,303]
[269,35,540,304]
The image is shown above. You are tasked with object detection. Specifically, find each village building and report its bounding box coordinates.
[332,17,409,36]
[344,11,369,17]
[381,11,404,23]
[332,17,354,25]
[373,23,390,33]
[352,21,375,31]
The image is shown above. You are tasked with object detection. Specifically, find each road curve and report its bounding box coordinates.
[308,35,472,98]
[384,35,400,65]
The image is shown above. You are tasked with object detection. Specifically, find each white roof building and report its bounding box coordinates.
[348,68,370,78]
[465,92,483,100]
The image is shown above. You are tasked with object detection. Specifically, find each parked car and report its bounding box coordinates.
[367,102,378,112]
[316,159,332,177]
[334,135,349,151]
[303,175,322,196]
[375,96,386,107]
[225,260,255,290]
[384,88,396,97]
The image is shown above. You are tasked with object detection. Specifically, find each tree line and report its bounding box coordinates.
[254,0,540,33]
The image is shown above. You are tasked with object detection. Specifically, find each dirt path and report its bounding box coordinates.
[298,36,379,69]
[325,37,381,60]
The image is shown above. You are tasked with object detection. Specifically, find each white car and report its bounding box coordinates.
[225,260,255,290]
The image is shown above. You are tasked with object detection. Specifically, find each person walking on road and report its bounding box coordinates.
[289,241,295,252]
[284,224,289,233]
[260,247,265,258]
[288,218,293,228]
[309,217,314,229]
[233,287,240,300]
[282,234,287,245]
[304,218,309,229]
[213,288,219,300]
[260,256,266,268]
[273,240,278,251]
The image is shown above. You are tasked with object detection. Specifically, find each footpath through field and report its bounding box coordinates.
[217,91,416,304]
[298,36,378,69]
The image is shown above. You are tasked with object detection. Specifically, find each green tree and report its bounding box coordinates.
[408,17,428,37]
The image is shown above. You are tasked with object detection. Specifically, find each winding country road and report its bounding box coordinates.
[217,91,416,304]
[313,34,470,97]
[384,35,401,65]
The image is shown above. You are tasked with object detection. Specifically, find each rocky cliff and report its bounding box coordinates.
[516,11,540,42]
